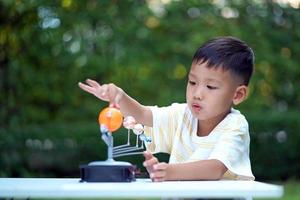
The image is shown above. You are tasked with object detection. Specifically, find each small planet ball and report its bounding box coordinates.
[123,116,137,129]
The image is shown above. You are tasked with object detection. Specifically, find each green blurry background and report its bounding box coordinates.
[1,0,299,189]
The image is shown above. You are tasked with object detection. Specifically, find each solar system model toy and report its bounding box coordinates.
[80,107,151,182]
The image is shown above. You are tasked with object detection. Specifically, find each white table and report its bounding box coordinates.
[0,178,283,199]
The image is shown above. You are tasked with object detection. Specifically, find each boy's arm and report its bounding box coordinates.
[162,159,227,181]
[118,92,153,127]
[78,79,153,126]
[144,153,227,181]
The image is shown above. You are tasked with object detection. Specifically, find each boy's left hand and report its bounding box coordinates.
[143,151,170,182]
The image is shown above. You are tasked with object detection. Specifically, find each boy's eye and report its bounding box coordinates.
[188,81,196,85]
[207,85,218,90]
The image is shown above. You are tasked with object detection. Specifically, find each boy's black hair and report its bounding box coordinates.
[192,36,254,85]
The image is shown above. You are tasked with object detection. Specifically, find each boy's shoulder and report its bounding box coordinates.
[217,108,249,132]
[229,108,248,123]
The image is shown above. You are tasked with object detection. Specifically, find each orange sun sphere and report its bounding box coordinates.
[98,107,123,132]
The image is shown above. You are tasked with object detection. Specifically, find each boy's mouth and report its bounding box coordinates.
[192,103,202,112]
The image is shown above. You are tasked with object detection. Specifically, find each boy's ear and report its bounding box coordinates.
[233,85,248,105]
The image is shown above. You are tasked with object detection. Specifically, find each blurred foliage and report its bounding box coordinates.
[0,0,299,180]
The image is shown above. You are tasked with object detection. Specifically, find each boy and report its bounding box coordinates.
[78,36,255,182]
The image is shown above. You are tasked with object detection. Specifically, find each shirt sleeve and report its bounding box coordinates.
[208,114,255,180]
[144,103,183,154]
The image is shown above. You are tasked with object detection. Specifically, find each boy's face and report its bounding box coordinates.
[186,61,245,124]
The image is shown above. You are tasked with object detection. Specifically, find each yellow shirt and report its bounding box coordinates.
[144,103,255,180]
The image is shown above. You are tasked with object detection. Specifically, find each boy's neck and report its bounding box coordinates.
[196,110,230,137]
[197,124,213,137]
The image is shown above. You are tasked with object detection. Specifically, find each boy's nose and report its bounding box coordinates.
[193,86,204,100]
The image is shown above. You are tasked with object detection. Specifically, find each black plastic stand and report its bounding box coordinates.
[80,161,136,182]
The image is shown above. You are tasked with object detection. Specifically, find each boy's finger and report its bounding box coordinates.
[150,171,166,179]
[153,163,168,170]
[113,92,122,109]
[143,151,153,160]
[107,86,119,108]
[86,79,101,88]
[78,82,95,94]
[152,178,165,182]
[109,103,120,109]
[143,157,158,167]
[150,171,166,181]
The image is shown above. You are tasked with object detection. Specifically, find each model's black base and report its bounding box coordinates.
[80,162,136,182]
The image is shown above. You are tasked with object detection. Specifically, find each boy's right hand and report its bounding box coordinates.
[143,151,172,182]
[78,79,124,108]
[143,151,159,175]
